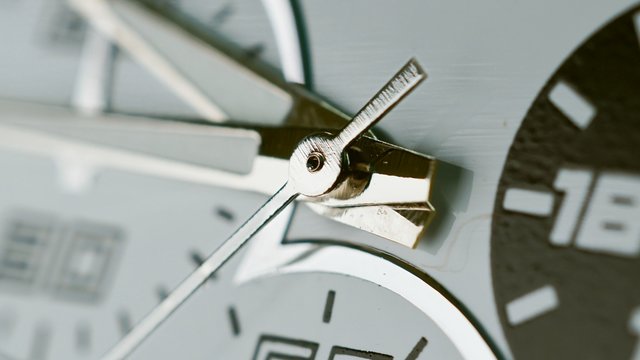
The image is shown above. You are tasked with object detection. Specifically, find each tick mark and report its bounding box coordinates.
[612,194,634,206]
[117,310,132,336]
[156,285,170,301]
[323,290,336,324]
[190,250,216,281]
[215,207,235,222]
[245,43,265,59]
[228,306,241,336]
[190,250,205,266]
[602,222,625,232]
[405,337,428,360]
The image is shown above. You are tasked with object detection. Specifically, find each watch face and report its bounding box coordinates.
[0,0,638,359]
[491,5,640,359]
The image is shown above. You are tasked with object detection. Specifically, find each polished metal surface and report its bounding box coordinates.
[100,58,429,358]
[0,99,436,247]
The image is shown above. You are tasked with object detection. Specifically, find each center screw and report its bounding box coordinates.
[306,151,325,173]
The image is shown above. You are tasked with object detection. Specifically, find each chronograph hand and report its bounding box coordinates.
[101,58,425,360]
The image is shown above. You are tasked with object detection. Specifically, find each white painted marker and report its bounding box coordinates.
[549,81,595,130]
[503,188,554,217]
[506,285,559,326]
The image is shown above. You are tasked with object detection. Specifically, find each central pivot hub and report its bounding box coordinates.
[289,134,343,197]
[306,152,325,172]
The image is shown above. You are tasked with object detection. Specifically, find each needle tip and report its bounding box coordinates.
[405,58,427,82]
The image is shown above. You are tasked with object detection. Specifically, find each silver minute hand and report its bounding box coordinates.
[102,59,426,359]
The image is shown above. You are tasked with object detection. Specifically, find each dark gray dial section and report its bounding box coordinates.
[491,5,640,360]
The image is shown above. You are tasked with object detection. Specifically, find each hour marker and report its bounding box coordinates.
[189,250,216,281]
[503,188,554,216]
[215,207,235,222]
[245,43,265,59]
[506,285,559,326]
[405,337,428,360]
[612,194,634,206]
[549,81,595,129]
[228,306,241,336]
[156,285,169,301]
[323,290,336,324]
[117,310,132,336]
[190,250,205,266]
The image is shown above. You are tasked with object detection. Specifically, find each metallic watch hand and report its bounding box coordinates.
[67,0,437,246]
[0,98,435,247]
[101,59,425,360]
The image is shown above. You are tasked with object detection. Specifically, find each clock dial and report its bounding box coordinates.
[0,0,638,359]
[132,209,495,359]
[491,5,640,359]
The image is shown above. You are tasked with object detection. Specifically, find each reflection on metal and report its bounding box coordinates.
[63,0,438,246]
[98,59,431,359]
[261,0,306,84]
[0,92,435,247]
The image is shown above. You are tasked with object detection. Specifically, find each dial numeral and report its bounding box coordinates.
[551,169,640,257]
[252,335,318,360]
[550,168,593,246]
